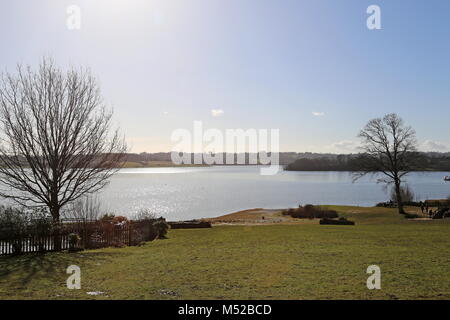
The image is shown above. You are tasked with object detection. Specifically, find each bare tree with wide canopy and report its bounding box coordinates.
[355,113,421,214]
[0,59,127,230]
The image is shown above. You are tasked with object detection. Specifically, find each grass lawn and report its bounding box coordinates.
[1,206,449,300]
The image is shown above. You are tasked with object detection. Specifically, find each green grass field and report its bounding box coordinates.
[1,206,449,300]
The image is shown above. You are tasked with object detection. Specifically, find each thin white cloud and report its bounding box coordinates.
[211,109,224,117]
[332,140,357,150]
[312,112,325,117]
[419,140,450,152]
[305,140,360,154]
[329,140,359,153]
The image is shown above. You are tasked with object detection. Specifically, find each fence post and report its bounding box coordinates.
[128,223,132,246]
[83,224,87,249]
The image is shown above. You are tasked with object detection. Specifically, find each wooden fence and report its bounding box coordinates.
[0,220,157,256]
[0,233,79,255]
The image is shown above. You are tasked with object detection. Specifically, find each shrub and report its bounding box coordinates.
[0,206,53,254]
[127,209,168,244]
[64,196,105,221]
[100,213,115,222]
[133,208,156,221]
[68,233,81,250]
[315,210,339,219]
[320,217,355,225]
[286,205,338,219]
[0,206,56,253]
[0,206,29,254]
[112,216,128,225]
[128,220,156,245]
[290,209,313,219]
[153,218,169,239]
[376,202,390,207]
[0,206,29,236]
[390,185,415,203]
[29,208,53,252]
[376,200,420,208]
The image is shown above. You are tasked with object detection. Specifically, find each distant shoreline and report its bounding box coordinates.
[120,161,450,173]
[122,161,209,168]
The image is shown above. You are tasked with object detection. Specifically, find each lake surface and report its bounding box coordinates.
[95,166,450,221]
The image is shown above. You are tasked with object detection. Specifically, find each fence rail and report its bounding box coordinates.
[0,220,157,256]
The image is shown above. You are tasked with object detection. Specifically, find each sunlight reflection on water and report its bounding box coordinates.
[95,166,450,221]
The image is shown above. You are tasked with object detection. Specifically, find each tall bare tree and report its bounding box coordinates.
[0,59,127,233]
[355,113,420,214]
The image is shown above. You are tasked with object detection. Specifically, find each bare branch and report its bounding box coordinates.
[0,58,127,222]
[354,113,419,214]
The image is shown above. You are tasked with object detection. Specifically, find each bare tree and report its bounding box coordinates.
[63,196,107,222]
[0,58,127,241]
[355,113,420,214]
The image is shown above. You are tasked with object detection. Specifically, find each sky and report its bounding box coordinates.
[0,0,449,153]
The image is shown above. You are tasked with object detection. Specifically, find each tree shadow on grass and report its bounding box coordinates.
[0,250,125,286]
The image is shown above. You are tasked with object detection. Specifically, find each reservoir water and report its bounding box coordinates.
[94,166,450,220]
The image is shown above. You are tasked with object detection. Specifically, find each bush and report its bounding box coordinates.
[129,209,169,243]
[285,205,338,219]
[68,233,81,250]
[320,217,355,225]
[112,216,128,225]
[0,206,28,254]
[376,200,420,208]
[376,201,394,207]
[153,218,169,239]
[64,196,106,221]
[100,213,116,222]
[316,210,339,219]
[390,185,415,203]
[0,206,28,236]
[0,206,54,254]
[132,208,168,239]
[30,208,53,252]
[133,208,157,221]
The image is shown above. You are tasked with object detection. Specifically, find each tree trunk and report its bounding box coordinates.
[51,207,62,251]
[394,180,405,214]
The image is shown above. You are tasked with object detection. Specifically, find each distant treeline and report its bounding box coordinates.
[3,152,450,169]
[285,154,450,171]
[125,152,346,165]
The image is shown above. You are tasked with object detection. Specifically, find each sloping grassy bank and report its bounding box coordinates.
[1,206,449,300]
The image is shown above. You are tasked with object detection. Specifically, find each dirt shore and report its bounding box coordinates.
[203,208,316,225]
[202,205,431,225]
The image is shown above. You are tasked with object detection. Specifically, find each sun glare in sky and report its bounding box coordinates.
[0,1,449,153]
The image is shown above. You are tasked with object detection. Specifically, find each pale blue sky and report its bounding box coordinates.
[0,0,449,153]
